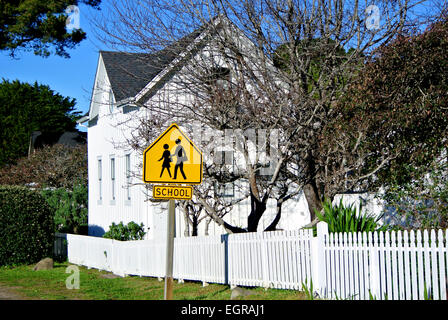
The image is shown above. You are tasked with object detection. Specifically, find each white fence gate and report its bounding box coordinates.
[64,223,448,300]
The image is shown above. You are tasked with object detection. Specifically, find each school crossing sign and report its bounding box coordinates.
[143,123,202,200]
[142,123,202,300]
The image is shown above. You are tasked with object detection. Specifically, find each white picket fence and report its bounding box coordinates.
[322,228,448,300]
[65,229,313,290]
[64,223,448,300]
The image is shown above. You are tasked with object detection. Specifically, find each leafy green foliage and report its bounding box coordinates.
[103,221,147,241]
[0,0,101,57]
[0,79,82,167]
[315,198,385,233]
[0,185,54,266]
[273,38,356,98]
[41,184,88,234]
[326,15,448,191]
[381,154,448,229]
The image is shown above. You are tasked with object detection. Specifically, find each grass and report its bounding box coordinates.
[0,262,310,300]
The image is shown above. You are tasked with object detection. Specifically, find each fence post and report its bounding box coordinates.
[369,232,381,299]
[311,222,328,297]
[261,233,270,289]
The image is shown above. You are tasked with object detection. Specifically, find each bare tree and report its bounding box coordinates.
[92,0,440,231]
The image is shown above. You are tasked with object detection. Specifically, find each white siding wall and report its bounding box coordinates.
[87,56,161,239]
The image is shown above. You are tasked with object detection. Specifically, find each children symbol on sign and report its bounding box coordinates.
[158,144,172,178]
[173,138,187,180]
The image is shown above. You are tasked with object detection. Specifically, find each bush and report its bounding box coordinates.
[41,184,88,234]
[0,144,87,189]
[315,198,386,233]
[0,185,54,266]
[381,156,448,229]
[103,221,147,241]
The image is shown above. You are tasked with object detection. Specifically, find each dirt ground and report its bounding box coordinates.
[0,285,28,300]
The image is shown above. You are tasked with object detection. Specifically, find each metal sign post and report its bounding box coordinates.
[164,199,175,300]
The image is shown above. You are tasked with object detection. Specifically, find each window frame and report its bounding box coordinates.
[110,155,116,204]
[125,153,131,203]
[97,157,102,204]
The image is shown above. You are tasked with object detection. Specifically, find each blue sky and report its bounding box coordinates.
[0,3,107,132]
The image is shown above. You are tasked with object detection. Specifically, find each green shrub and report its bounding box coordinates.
[315,198,386,233]
[41,184,88,234]
[0,185,54,266]
[380,156,448,229]
[103,221,147,241]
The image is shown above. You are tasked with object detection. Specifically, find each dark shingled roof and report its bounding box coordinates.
[31,131,87,150]
[100,29,204,102]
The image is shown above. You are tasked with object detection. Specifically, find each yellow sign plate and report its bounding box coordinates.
[143,123,203,184]
[153,185,193,200]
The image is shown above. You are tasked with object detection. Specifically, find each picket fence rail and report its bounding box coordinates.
[62,223,448,300]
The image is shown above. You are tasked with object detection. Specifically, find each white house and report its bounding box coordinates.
[79,18,383,239]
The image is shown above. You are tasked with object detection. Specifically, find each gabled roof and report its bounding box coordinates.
[100,28,204,103]
[100,51,158,102]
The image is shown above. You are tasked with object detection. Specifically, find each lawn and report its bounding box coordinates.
[0,262,310,300]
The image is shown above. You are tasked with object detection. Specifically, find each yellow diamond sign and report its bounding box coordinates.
[143,123,202,184]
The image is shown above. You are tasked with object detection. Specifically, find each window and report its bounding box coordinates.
[214,150,234,167]
[110,157,116,202]
[98,158,102,202]
[215,182,235,197]
[125,154,131,201]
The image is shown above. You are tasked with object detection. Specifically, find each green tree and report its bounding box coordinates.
[273,39,356,98]
[0,79,81,167]
[0,0,101,57]
[323,14,448,197]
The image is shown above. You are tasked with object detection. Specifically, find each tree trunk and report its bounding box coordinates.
[197,194,249,234]
[303,181,323,224]
[192,215,198,236]
[247,190,267,232]
[204,218,212,236]
[183,207,190,237]
[264,198,283,231]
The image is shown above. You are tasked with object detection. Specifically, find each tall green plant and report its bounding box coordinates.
[315,198,385,233]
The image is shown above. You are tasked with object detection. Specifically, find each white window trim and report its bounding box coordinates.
[125,153,131,206]
[97,156,102,205]
[110,155,116,205]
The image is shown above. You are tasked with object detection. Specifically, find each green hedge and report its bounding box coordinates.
[0,185,54,266]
